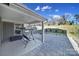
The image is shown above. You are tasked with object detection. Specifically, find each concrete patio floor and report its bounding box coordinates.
[23,33,79,56]
[1,33,79,56]
[1,38,42,56]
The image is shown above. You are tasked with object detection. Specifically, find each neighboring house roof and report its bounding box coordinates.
[0,3,46,24]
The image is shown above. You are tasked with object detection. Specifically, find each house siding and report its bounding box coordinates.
[2,22,14,43]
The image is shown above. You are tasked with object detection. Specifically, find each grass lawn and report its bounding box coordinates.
[60,25,79,38]
[45,24,79,38]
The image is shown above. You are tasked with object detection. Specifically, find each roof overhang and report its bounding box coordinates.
[0,4,46,24]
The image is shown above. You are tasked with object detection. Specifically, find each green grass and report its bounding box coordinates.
[45,24,79,38]
[68,25,79,38]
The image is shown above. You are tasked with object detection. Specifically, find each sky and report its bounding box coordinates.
[23,3,79,22]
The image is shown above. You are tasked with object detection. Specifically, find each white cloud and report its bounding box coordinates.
[42,6,51,10]
[64,13,72,16]
[55,9,59,12]
[35,6,40,11]
[41,6,52,11]
[49,15,62,20]
[53,15,61,19]
[35,5,52,11]
[41,5,52,11]
[49,14,52,17]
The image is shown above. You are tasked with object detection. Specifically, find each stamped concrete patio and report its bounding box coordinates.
[1,33,79,56]
[23,33,79,56]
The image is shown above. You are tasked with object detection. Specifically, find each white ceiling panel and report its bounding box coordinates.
[0,4,44,24]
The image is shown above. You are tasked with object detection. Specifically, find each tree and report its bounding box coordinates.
[68,21,74,25]
[74,14,79,24]
[62,14,75,25]
[62,15,67,24]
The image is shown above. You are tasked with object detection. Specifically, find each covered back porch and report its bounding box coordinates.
[0,3,45,55]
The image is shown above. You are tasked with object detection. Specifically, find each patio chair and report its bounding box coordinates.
[23,34,30,41]
[22,34,30,48]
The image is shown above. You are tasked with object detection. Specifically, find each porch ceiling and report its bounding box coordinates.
[0,4,45,24]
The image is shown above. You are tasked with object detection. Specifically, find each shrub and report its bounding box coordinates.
[70,32,75,35]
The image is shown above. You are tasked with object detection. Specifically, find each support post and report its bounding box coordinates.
[0,17,3,47]
[42,21,44,43]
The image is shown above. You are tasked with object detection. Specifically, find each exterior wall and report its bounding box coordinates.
[0,20,23,44]
[0,19,15,44]
[2,22,14,43]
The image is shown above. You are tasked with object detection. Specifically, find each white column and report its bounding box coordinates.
[0,18,3,47]
[42,21,44,43]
